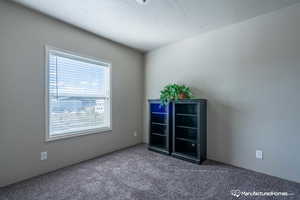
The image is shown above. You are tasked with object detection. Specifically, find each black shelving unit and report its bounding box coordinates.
[172,99,207,164]
[148,99,207,164]
[148,100,172,154]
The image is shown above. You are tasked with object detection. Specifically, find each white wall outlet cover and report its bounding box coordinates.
[133,131,137,137]
[41,152,48,160]
[256,150,263,160]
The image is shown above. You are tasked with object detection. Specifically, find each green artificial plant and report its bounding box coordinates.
[160,84,193,105]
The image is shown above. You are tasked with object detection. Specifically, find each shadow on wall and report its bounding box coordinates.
[192,88,236,164]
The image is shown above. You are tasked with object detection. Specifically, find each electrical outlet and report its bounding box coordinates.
[41,152,47,161]
[133,131,137,137]
[256,150,263,160]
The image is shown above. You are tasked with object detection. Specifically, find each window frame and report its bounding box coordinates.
[45,45,112,142]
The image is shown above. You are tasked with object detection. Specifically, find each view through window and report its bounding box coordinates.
[46,47,111,139]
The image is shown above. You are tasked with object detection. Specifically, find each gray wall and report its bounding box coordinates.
[0,0,144,187]
[144,4,300,183]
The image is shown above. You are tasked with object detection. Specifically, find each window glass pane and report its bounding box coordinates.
[49,98,107,135]
[48,50,110,137]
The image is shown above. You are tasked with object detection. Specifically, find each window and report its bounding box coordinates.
[45,46,111,141]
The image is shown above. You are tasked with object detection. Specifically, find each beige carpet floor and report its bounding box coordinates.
[0,144,299,200]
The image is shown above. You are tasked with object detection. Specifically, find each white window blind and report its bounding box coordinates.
[46,47,111,140]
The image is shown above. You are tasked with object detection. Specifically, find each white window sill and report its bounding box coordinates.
[45,127,112,142]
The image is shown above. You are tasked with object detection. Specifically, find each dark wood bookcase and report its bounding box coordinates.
[148,99,207,164]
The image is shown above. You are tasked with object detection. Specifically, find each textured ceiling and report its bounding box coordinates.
[13,0,300,52]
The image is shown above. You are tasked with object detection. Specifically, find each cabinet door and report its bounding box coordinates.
[149,102,170,153]
[173,102,200,160]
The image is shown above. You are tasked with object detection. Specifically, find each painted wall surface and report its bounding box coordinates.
[0,1,144,187]
[144,4,300,183]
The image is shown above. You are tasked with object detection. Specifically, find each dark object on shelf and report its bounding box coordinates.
[148,99,207,164]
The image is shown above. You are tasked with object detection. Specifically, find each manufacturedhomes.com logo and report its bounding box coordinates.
[230,189,294,198]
